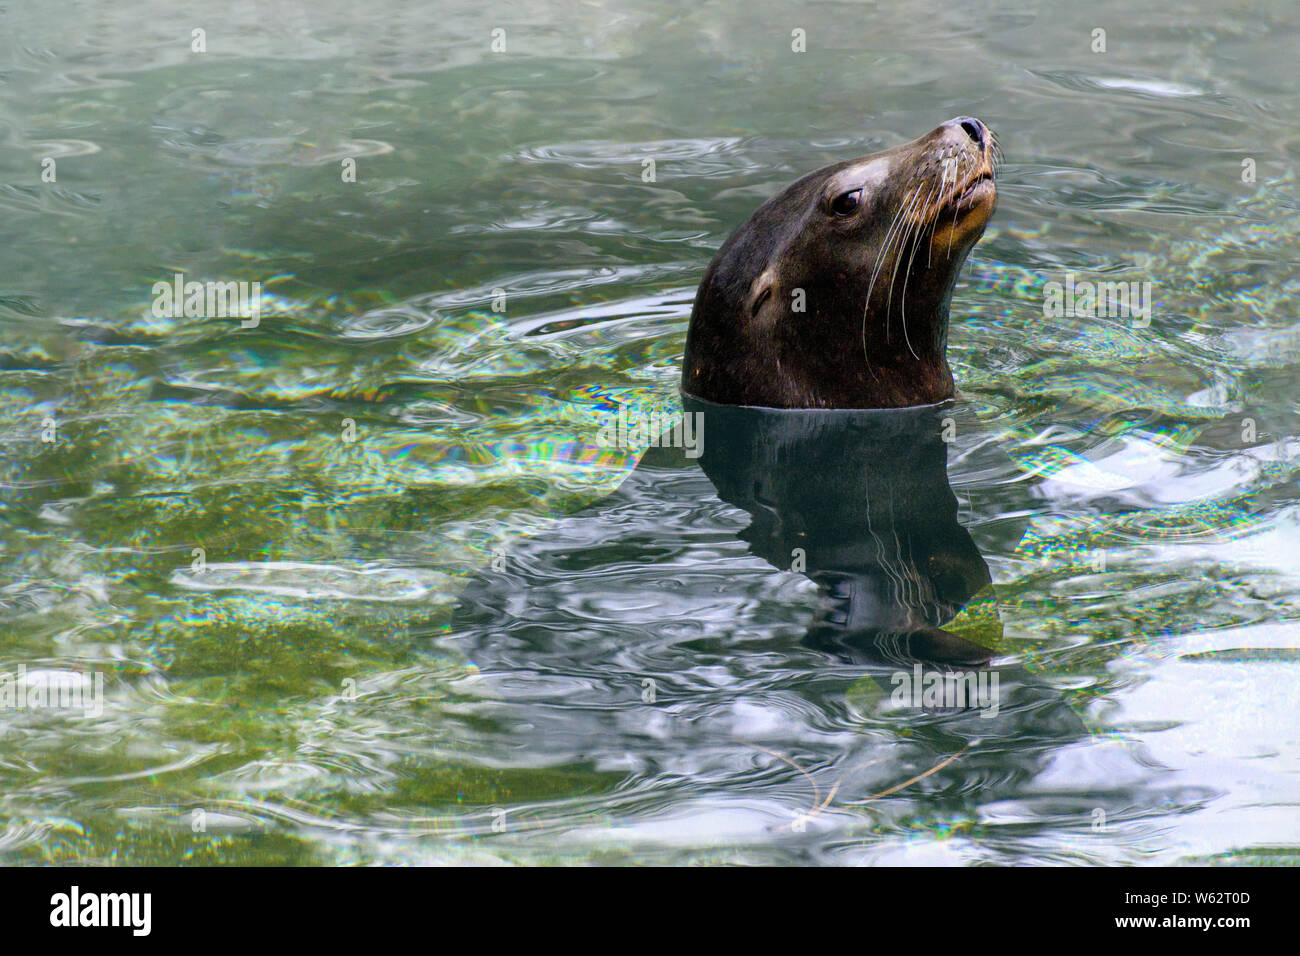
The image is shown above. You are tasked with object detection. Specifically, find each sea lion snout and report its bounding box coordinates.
[683,118,1000,409]
[921,117,999,242]
[951,116,988,148]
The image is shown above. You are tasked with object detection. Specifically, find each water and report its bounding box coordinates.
[1,0,1298,864]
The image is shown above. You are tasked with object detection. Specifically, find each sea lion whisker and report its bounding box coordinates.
[926,159,955,268]
[868,185,918,300]
[900,183,938,361]
[884,189,927,335]
[896,183,933,292]
[866,186,921,348]
[930,160,952,271]
[883,187,935,321]
[880,191,919,345]
[862,187,915,361]
[926,190,945,262]
[946,158,967,259]
[862,184,926,368]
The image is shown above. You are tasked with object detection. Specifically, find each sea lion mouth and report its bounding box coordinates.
[945,171,995,213]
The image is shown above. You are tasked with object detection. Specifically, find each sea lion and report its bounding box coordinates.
[682,116,999,408]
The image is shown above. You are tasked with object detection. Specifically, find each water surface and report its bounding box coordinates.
[1,0,1298,864]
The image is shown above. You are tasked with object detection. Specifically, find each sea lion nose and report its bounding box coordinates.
[950,116,986,148]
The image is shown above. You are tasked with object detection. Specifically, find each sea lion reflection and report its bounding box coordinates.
[685,396,996,671]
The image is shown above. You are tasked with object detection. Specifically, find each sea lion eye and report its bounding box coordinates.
[830,189,862,216]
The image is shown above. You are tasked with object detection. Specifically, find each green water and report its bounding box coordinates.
[1,0,1298,864]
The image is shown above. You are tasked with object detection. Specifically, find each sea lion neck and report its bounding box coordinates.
[682,117,998,409]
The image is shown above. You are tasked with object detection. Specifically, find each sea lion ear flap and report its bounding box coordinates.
[747,268,777,319]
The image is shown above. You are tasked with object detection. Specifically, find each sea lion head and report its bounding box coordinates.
[682,117,999,408]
